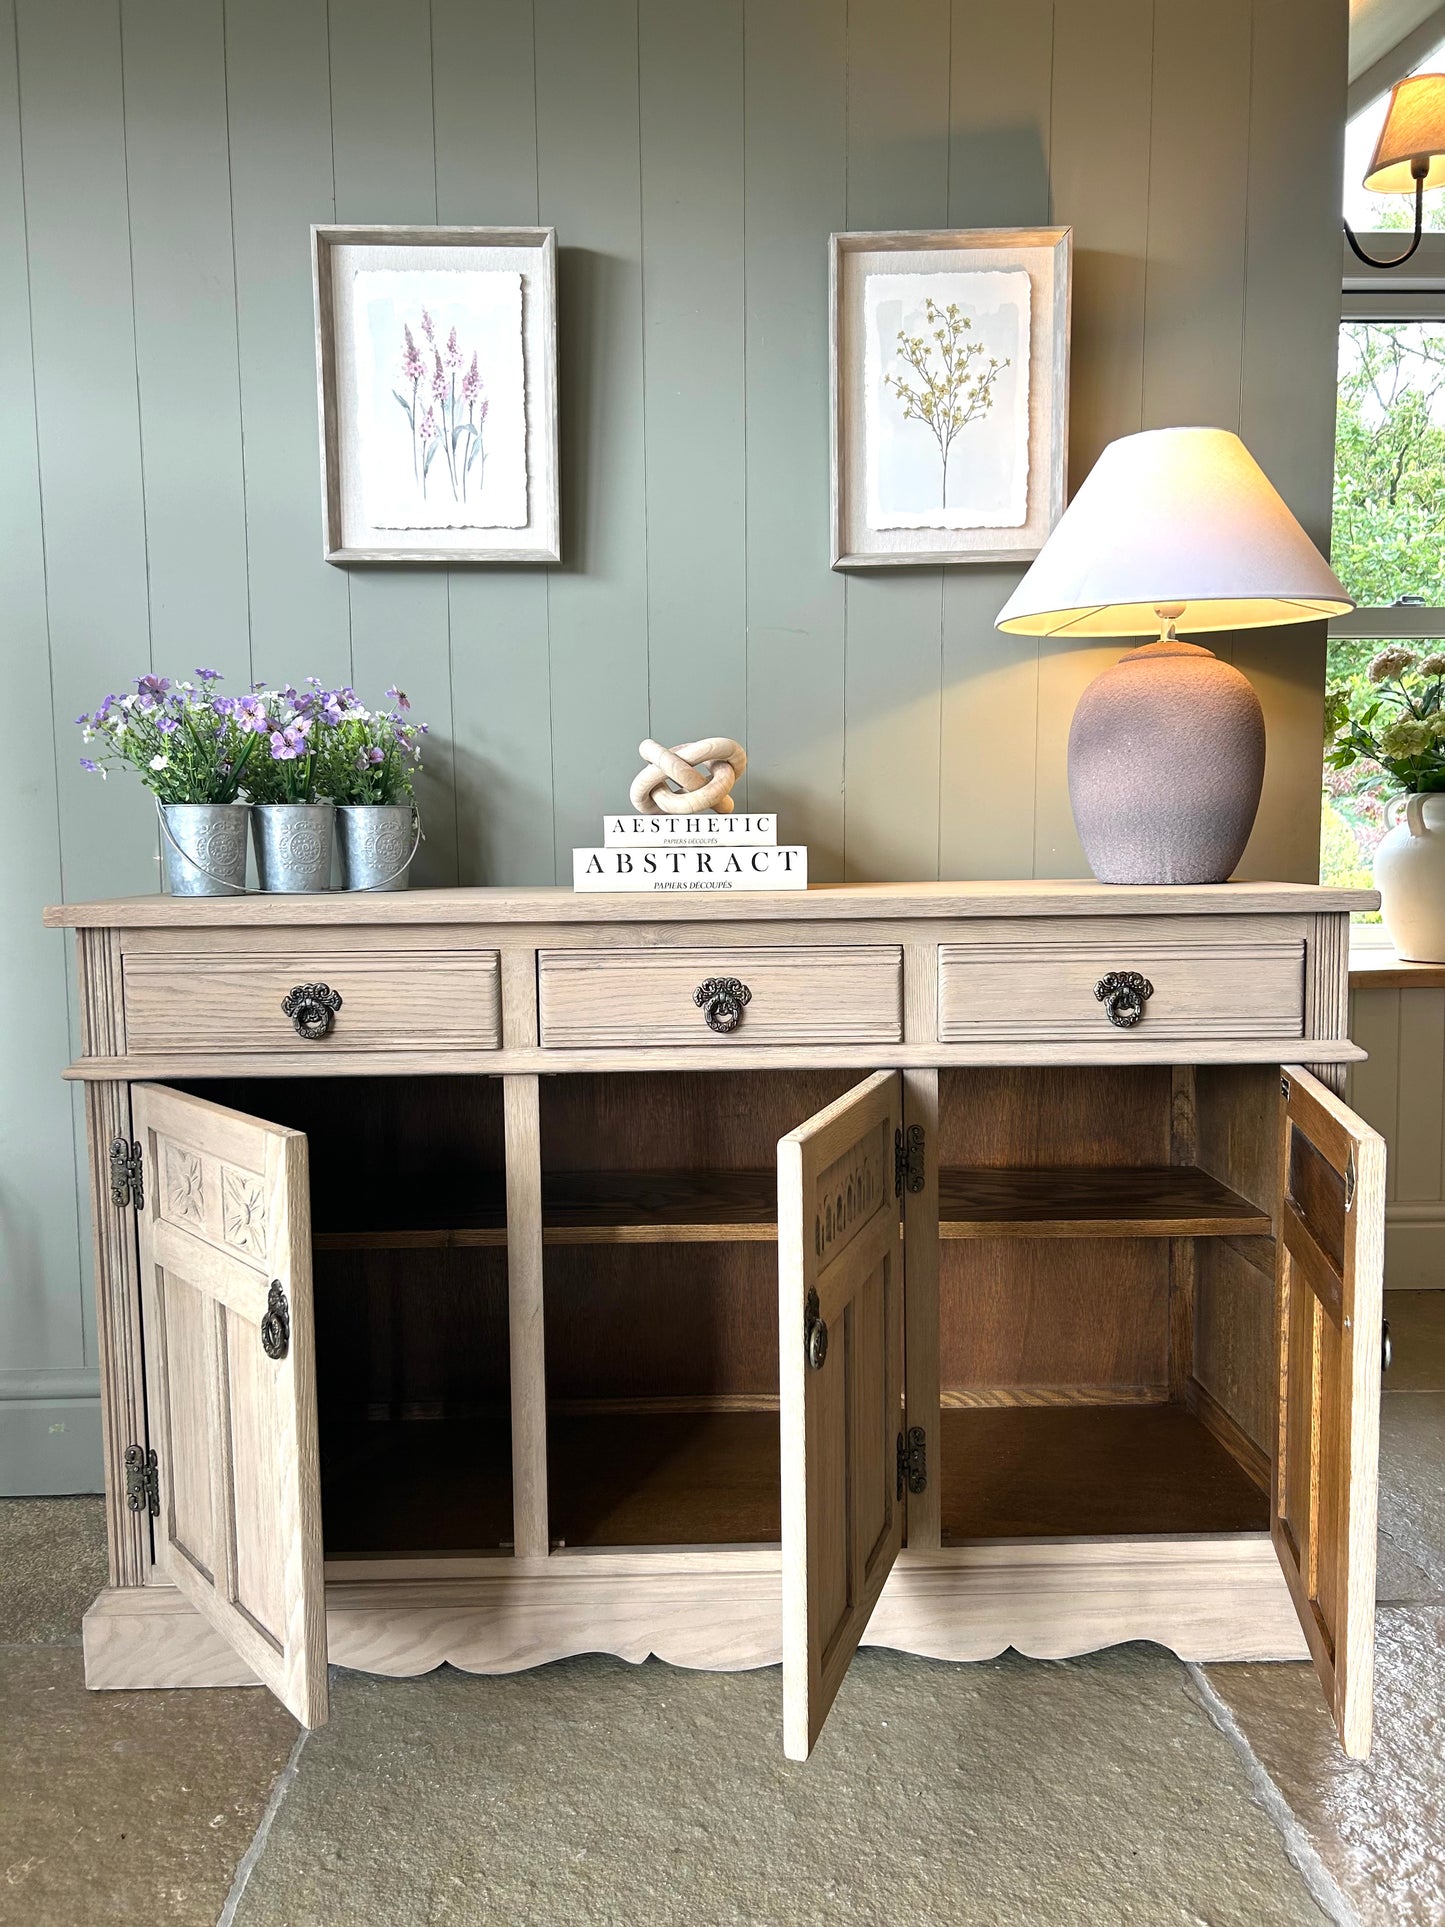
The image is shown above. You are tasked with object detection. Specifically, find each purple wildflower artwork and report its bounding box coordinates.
[391,312,487,506]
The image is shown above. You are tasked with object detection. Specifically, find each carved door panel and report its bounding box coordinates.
[133,1083,326,1727]
[778,1071,905,1761]
[1273,1065,1385,1759]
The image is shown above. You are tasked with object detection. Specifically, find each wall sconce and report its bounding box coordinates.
[1346,73,1445,268]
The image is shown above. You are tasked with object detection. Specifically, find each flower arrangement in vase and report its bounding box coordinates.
[78,673,427,895]
[1327,646,1445,959]
[314,688,427,891]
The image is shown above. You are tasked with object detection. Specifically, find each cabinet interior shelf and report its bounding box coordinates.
[311,1164,1270,1251]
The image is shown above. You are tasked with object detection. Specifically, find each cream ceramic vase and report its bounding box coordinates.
[1374,793,1445,961]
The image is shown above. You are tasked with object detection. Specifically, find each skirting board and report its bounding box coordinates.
[1384,1206,1445,1288]
[0,1394,102,1496]
[82,1533,1308,1693]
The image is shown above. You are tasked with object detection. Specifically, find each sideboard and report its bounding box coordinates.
[43,881,1385,1760]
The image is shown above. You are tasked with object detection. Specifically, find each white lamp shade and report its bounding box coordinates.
[994,426,1353,638]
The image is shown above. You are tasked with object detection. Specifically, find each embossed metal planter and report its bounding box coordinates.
[251,802,335,893]
[159,802,250,896]
[336,803,418,892]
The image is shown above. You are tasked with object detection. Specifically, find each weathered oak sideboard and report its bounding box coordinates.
[44,881,1384,1760]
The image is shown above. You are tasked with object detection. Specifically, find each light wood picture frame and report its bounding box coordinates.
[312,225,560,565]
[830,227,1071,569]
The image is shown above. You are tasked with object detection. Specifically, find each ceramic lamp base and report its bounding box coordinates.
[1067,638,1265,884]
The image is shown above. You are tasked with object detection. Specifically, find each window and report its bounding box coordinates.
[1324,54,1445,900]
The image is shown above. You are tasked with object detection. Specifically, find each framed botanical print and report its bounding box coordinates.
[829,227,1071,568]
[312,225,560,565]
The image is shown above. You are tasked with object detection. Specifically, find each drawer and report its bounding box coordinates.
[537,945,903,1049]
[122,948,501,1054]
[938,931,1305,1044]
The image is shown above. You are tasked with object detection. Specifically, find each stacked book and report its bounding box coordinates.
[573,812,807,892]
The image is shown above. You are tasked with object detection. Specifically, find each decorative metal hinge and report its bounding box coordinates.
[894,1125,925,1197]
[109,1137,144,1211]
[123,1442,159,1517]
[897,1426,927,1500]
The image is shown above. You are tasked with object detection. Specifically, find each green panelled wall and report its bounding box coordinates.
[0,0,1347,1489]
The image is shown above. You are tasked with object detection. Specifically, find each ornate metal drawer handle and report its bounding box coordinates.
[260,1282,290,1361]
[694,975,751,1034]
[281,982,342,1040]
[1094,970,1153,1029]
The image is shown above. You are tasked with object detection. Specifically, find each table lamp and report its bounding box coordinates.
[994,427,1353,884]
[1346,73,1445,268]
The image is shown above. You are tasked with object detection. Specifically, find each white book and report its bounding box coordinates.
[602,812,778,847]
[573,845,807,892]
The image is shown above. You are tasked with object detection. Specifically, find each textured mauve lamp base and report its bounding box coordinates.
[1067,639,1265,884]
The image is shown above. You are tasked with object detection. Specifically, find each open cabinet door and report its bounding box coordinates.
[1274,1065,1385,1759]
[779,1070,905,1761]
[132,1083,327,1728]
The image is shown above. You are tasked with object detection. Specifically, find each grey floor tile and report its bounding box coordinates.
[1204,1605,1445,1927]
[0,1496,108,1644]
[1378,1391,1445,1594]
[1383,1290,1445,1392]
[0,1645,296,1927]
[229,1648,1329,1927]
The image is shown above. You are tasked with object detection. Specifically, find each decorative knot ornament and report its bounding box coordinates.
[628,737,748,815]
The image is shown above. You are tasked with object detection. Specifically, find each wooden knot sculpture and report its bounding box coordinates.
[629,737,747,815]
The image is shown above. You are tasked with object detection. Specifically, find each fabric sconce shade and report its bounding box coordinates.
[995,427,1353,886]
[1364,74,1445,195]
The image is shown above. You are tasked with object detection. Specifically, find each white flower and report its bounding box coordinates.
[112,720,127,738]
[148,753,169,771]
[1380,717,1431,757]
[120,692,137,708]
[1369,646,1419,684]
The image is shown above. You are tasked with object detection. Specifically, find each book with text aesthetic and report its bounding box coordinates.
[602,812,777,848]
[573,845,807,892]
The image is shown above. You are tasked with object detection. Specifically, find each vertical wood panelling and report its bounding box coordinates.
[225,0,351,691]
[120,0,250,682]
[938,0,1052,880]
[743,0,847,878]
[1348,986,1401,1204]
[1235,0,1348,884]
[19,0,156,906]
[1033,0,1154,877]
[0,0,85,1387]
[432,0,555,885]
[328,0,458,885]
[840,0,949,882]
[5,0,1366,1486]
[638,0,748,770]
[1395,989,1445,1200]
[535,0,650,873]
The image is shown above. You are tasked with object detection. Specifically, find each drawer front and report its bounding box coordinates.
[538,946,903,1049]
[122,948,501,1054]
[938,935,1305,1043]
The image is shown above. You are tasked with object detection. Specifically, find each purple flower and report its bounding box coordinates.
[462,351,480,405]
[401,323,425,384]
[79,758,100,773]
[419,407,438,442]
[137,675,171,699]
[269,722,310,761]
[420,307,435,344]
[195,667,222,682]
[212,695,237,718]
[431,350,448,406]
[445,326,462,371]
[480,397,489,423]
[386,687,411,711]
[155,716,179,735]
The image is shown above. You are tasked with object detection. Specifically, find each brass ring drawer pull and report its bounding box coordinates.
[694,976,751,1034]
[1094,970,1153,1028]
[281,982,342,1040]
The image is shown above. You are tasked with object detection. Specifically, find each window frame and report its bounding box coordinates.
[1332,236,1445,642]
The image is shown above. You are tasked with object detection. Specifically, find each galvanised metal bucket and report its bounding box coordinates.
[251,803,335,893]
[159,802,250,896]
[336,804,419,891]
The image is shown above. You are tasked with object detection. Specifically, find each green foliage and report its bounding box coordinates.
[1331,323,1445,606]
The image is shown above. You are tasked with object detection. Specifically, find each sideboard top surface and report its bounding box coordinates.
[43,880,1378,930]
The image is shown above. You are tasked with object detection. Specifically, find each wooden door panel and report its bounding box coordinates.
[134,1083,326,1728]
[1274,1065,1384,1759]
[780,1071,905,1761]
